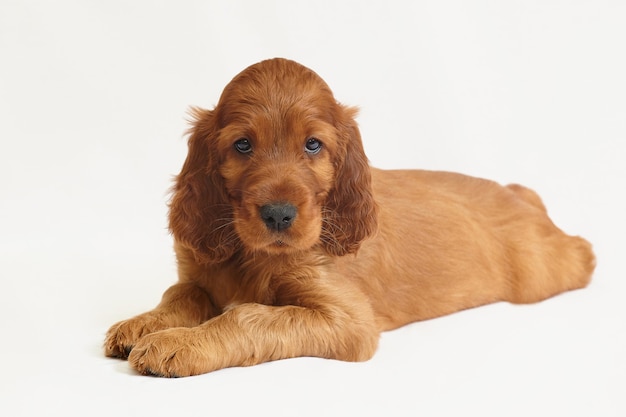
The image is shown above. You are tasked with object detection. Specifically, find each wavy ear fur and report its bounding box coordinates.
[323,105,378,256]
[169,107,236,264]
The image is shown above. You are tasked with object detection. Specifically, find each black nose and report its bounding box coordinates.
[259,203,297,232]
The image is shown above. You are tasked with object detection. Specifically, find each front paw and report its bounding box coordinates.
[104,313,169,359]
[128,328,213,377]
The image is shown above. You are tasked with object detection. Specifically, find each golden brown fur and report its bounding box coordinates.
[104,58,595,377]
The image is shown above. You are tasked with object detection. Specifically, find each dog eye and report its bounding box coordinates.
[234,138,253,154]
[304,138,322,155]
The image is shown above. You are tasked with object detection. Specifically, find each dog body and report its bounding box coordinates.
[105,58,594,377]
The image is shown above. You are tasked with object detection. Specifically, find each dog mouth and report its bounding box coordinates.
[263,232,316,254]
[240,228,319,255]
[247,237,297,255]
[268,236,295,250]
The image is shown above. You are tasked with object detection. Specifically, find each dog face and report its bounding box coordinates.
[214,63,339,254]
[169,58,377,262]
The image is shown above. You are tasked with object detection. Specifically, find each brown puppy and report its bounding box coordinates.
[105,58,595,377]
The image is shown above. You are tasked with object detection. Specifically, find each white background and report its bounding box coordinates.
[1,1,624,416]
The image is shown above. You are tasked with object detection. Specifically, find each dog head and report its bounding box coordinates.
[169,58,377,263]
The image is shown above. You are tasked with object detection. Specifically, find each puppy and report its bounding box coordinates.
[105,58,595,377]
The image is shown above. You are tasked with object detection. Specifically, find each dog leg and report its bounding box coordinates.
[127,302,379,377]
[104,282,215,359]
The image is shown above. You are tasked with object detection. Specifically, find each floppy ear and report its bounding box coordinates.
[323,105,378,256]
[168,107,237,264]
